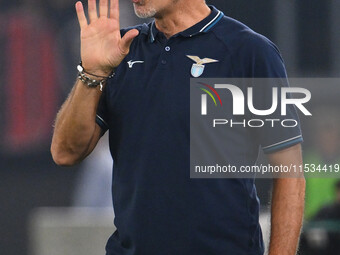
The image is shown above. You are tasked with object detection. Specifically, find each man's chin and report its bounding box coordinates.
[134,5,156,18]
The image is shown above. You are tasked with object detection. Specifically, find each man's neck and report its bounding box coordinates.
[154,2,211,39]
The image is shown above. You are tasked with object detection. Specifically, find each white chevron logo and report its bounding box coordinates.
[127,60,144,68]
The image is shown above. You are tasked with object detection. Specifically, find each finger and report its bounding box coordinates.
[75,2,88,29]
[88,0,98,22]
[120,29,139,55]
[110,0,120,23]
[99,0,108,17]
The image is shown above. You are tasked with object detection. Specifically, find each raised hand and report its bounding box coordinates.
[75,0,139,76]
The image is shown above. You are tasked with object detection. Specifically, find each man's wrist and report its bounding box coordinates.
[77,63,115,91]
[81,69,111,79]
[81,62,114,78]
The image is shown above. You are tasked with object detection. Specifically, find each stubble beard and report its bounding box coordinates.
[133,1,157,19]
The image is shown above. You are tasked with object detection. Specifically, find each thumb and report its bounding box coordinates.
[120,29,139,55]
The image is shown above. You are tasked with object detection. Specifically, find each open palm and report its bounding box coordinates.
[76,0,139,76]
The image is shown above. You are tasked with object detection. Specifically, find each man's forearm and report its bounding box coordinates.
[51,80,102,166]
[51,0,138,166]
[269,178,305,255]
[267,144,305,255]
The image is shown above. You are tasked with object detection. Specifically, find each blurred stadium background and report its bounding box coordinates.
[0,0,339,254]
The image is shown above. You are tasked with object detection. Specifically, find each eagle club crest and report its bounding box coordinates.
[186,55,219,77]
